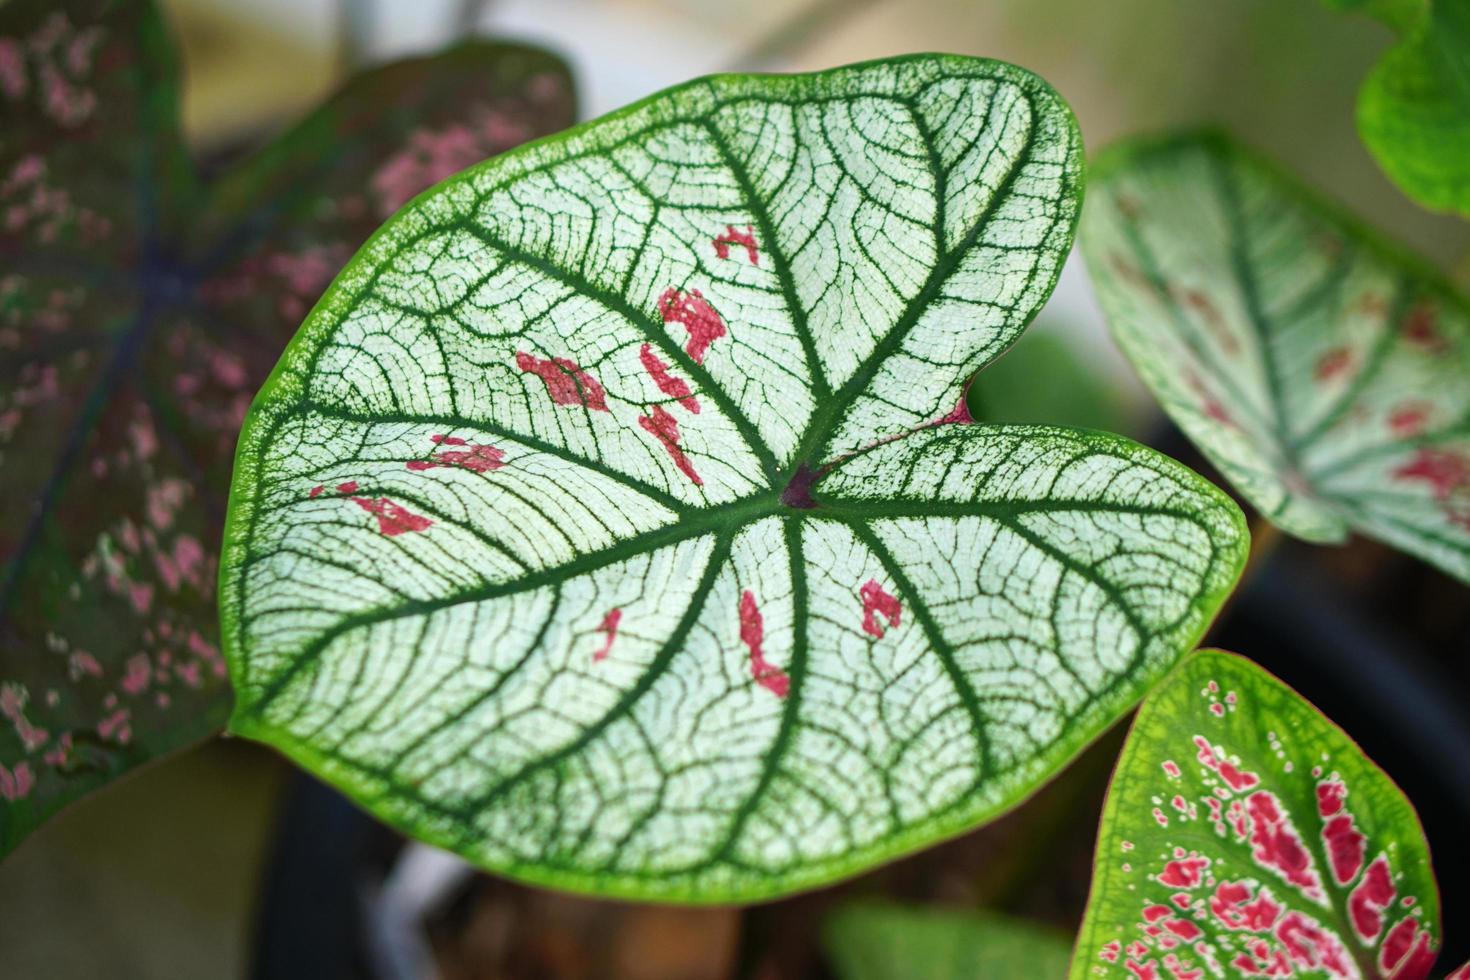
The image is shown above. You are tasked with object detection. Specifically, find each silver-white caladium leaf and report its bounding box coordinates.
[1083,133,1470,583]
[220,55,1248,902]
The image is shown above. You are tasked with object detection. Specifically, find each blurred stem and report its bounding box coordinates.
[455,0,496,34]
[337,0,373,73]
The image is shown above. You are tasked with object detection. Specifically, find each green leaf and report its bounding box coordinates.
[0,0,574,855]
[1082,133,1470,583]
[965,331,1130,433]
[220,53,1247,903]
[1071,649,1442,979]
[1357,0,1470,216]
[824,902,1072,980]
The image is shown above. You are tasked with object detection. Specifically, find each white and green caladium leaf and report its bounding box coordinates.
[220,55,1248,902]
[1083,133,1470,583]
[1071,650,1442,980]
[824,902,1072,979]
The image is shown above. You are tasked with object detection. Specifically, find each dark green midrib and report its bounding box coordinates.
[449,221,783,481]
[1106,193,1277,443]
[243,493,779,715]
[442,532,734,818]
[791,91,1042,473]
[701,121,832,404]
[273,400,692,514]
[845,519,996,779]
[1209,151,1296,460]
[1288,274,1416,452]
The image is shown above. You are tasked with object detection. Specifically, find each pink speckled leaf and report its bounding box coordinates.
[1083,134,1470,584]
[1071,650,1443,980]
[0,0,574,856]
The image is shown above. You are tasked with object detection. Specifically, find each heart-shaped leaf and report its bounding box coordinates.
[1071,649,1442,979]
[824,902,1072,979]
[221,54,1247,902]
[1082,133,1470,583]
[0,0,574,855]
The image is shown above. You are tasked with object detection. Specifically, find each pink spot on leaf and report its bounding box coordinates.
[1402,303,1447,353]
[1379,917,1436,980]
[121,654,150,695]
[658,288,726,363]
[515,351,609,411]
[1314,347,1354,382]
[639,343,699,412]
[1394,448,1470,530]
[1158,854,1210,889]
[593,608,621,663]
[712,224,759,264]
[349,496,433,536]
[1388,402,1432,436]
[933,394,974,426]
[97,708,131,745]
[406,434,506,473]
[0,761,35,801]
[1347,856,1395,942]
[1247,791,1324,901]
[858,579,901,639]
[739,590,788,698]
[1317,780,1366,886]
[638,406,703,486]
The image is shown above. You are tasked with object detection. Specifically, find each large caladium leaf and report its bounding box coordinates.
[221,54,1248,902]
[1072,649,1442,979]
[0,0,574,855]
[824,902,1072,979]
[1083,133,1470,583]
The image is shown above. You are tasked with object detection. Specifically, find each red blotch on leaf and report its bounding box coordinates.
[593,608,621,663]
[1247,791,1324,901]
[711,224,759,265]
[1394,448,1470,530]
[349,496,433,536]
[739,590,788,698]
[1348,856,1395,942]
[1388,402,1431,436]
[639,343,699,412]
[1379,917,1437,980]
[1317,780,1366,886]
[406,434,506,473]
[1402,303,1447,353]
[1158,854,1210,889]
[1210,880,1283,933]
[658,288,726,364]
[638,406,703,486]
[515,351,609,411]
[1314,347,1354,382]
[858,579,901,639]
[1275,911,1354,976]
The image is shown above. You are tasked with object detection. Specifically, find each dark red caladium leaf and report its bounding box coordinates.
[0,0,574,855]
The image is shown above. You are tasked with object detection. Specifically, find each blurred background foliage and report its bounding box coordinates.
[1,1,1465,977]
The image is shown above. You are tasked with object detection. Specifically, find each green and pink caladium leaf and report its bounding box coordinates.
[824,902,1073,979]
[220,54,1248,902]
[1071,650,1442,979]
[0,0,574,855]
[1082,133,1470,583]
